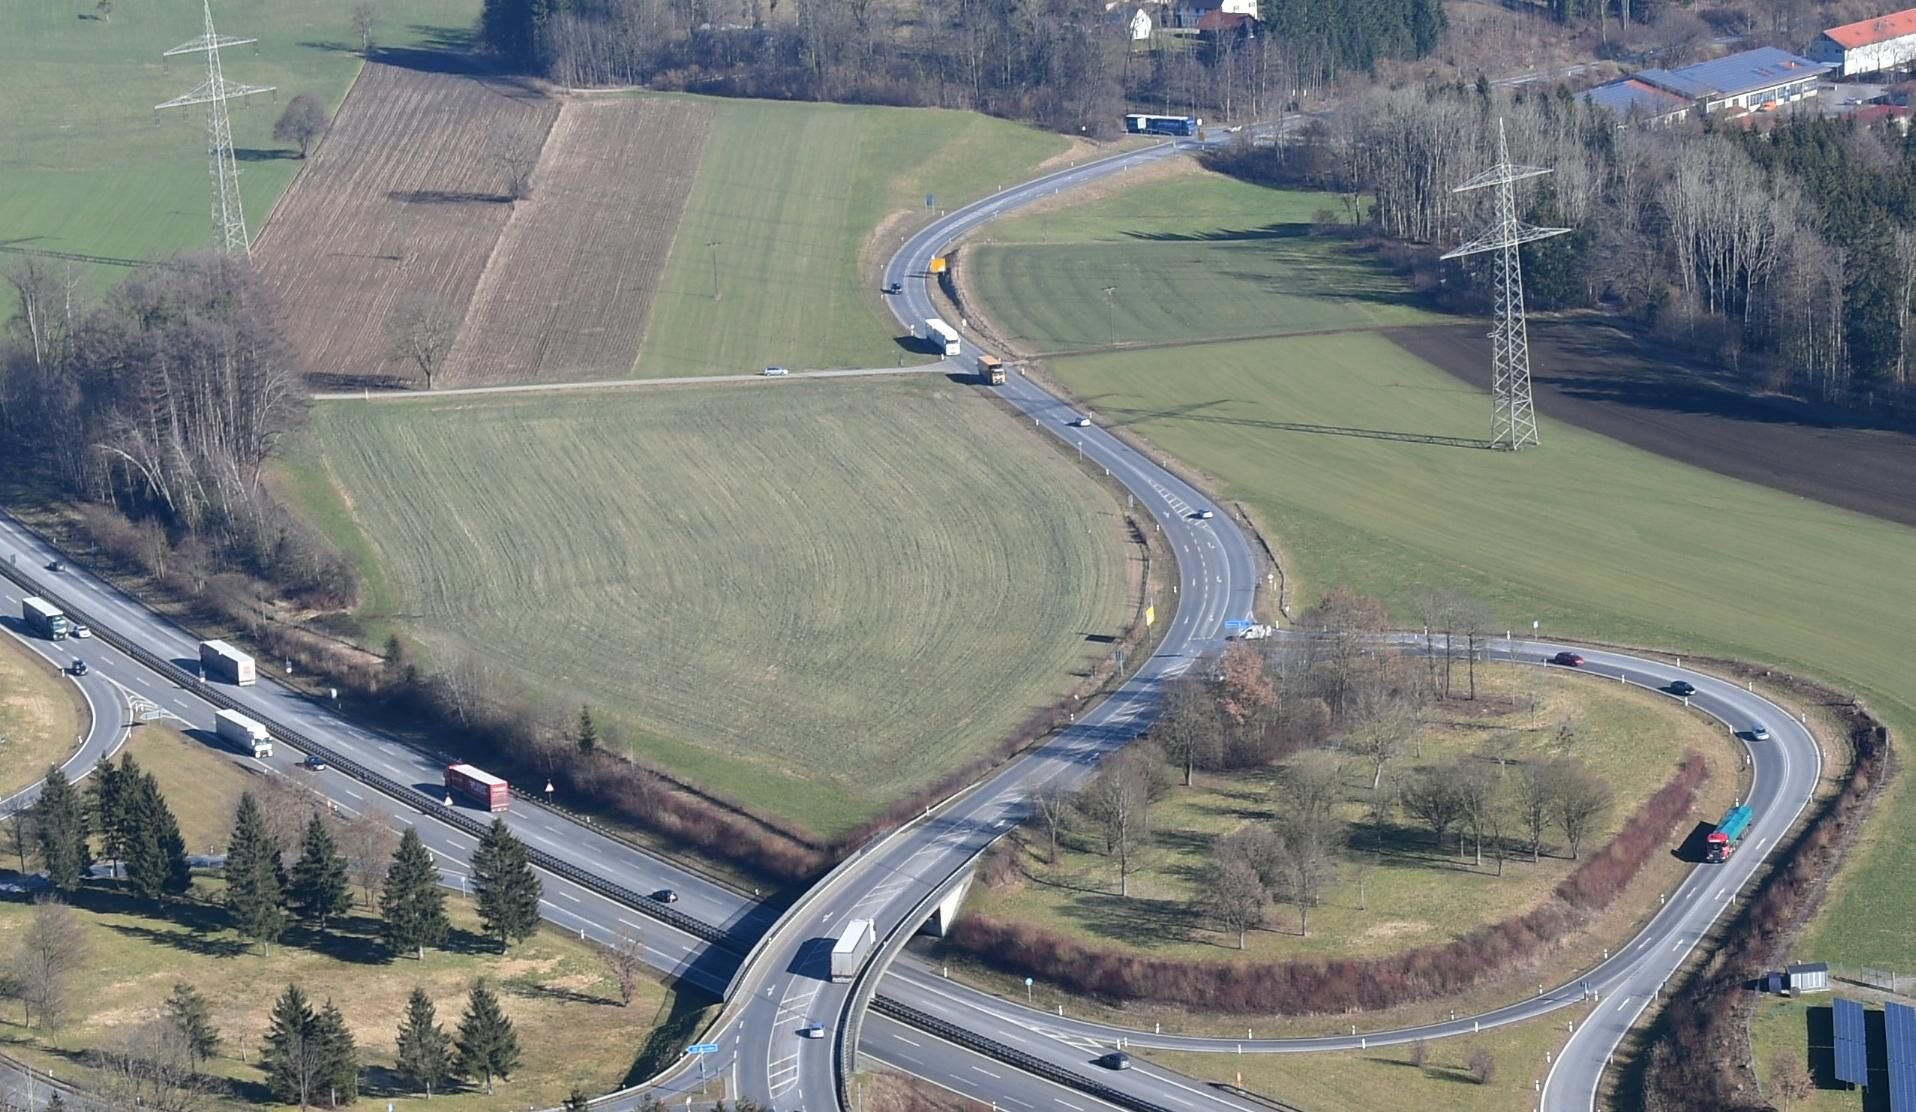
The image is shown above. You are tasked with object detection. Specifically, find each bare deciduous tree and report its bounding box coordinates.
[1347,684,1417,791]
[273,92,331,159]
[91,1023,220,1112]
[1468,1047,1496,1084]
[1769,1049,1813,1109]
[1275,750,1343,831]
[1401,765,1465,852]
[1074,749,1155,897]
[351,1,379,53]
[10,896,89,1032]
[1268,813,1340,937]
[490,120,546,201]
[1514,761,1558,861]
[1553,761,1613,860]
[387,294,458,390]
[600,930,645,1007]
[3,799,35,874]
[1201,857,1265,949]
[340,807,400,904]
[1153,674,1221,786]
[1028,783,1070,864]
[1451,761,1498,867]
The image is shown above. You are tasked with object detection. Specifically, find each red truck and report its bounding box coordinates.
[445,763,510,812]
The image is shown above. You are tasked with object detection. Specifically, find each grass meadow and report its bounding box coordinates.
[966,663,1737,961]
[291,378,1136,837]
[966,169,1916,971]
[0,0,478,291]
[634,97,1071,376]
[0,633,84,799]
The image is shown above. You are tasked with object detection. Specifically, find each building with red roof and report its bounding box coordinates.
[1810,8,1916,76]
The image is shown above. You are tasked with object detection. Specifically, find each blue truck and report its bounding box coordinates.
[1705,804,1753,863]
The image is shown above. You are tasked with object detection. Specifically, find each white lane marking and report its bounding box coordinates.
[970,1066,1001,1079]
[1056,1102,1085,1111]
[892,1033,921,1047]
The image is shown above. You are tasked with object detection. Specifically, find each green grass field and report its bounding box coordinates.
[965,170,1916,970]
[967,663,1735,961]
[634,98,1070,376]
[966,173,1438,352]
[0,0,478,290]
[0,632,84,799]
[291,379,1135,837]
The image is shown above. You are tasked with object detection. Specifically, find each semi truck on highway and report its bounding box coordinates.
[1123,113,1202,136]
[214,708,274,758]
[1705,804,1754,862]
[199,639,256,685]
[22,597,69,640]
[924,318,962,357]
[830,917,876,981]
[979,355,1006,384]
[445,763,511,812]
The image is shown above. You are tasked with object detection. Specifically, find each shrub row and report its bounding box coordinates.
[1641,706,1892,1112]
[947,753,1709,1016]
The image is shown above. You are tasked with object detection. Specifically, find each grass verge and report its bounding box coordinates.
[0,632,85,800]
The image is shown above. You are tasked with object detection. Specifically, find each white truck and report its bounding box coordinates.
[829,917,876,982]
[22,597,69,640]
[924,318,961,357]
[214,708,273,758]
[199,639,256,685]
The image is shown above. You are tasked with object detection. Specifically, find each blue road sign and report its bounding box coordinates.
[687,1043,720,1055]
[1222,619,1253,632]
[926,193,936,209]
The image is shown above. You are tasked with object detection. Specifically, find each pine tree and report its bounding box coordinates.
[165,982,221,1069]
[87,754,128,877]
[454,980,519,1094]
[315,998,359,1106]
[225,792,287,953]
[382,827,450,959]
[124,771,191,902]
[32,765,91,892]
[574,705,599,754]
[262,984,323,1109]
[291,813,353,928]
[471,819,540,952]
[394,987,453,1097]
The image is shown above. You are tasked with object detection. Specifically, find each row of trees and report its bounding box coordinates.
[475,0,1445,132]
[1238,81,1916,414]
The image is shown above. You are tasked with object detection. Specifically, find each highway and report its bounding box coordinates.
[0,128,1827,1112]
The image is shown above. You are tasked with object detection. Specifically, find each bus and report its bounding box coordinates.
[199,639,256,685]
[1124,114,1202,137]
[924,317,962,357]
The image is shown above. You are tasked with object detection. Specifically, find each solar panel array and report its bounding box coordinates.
[1835,997,1869,1087]
[1887,1000,1916,1112]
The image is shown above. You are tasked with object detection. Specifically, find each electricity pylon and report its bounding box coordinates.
[1441,119,1568,452]
[157,0,275,255]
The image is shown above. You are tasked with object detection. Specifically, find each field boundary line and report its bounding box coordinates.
[310,362,951,401]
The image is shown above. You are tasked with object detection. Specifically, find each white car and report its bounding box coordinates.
[1072,415,1092,427]
[71,623,92,638]
[762,366,789,377]
[1749,723,1772,741]
[800,1021,826,1039]
[1196,509,1215,520]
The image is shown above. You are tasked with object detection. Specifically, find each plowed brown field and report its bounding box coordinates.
[254,62,558,388]
[441,96,712,385]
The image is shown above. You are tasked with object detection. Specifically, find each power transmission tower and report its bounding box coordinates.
[1440,119,1568,452]
[156,0,275,255]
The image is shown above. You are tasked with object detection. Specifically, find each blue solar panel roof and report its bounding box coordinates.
[1835,998,1869,1086]
[1886,1001,1916,1112]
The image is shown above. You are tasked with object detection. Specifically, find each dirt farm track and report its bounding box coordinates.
[255,62,708,388]
[1392,319,1916,529]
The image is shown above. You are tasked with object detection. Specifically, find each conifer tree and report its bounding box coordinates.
[124,771,191,902]
[32,765,91,892]
[575,705,599,754]
[315,998,359,1105]
[165,982,221,1070]
[471,819,540,952]
[291,812,353,928]
[394,986,453,1097]
[382,827,450,959]
[454,980,519,1094]
[87,754,129,877]
[226,792,287,953]
[262,984,324,1109]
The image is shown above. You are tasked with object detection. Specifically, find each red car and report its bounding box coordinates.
[1550,651,1584,667]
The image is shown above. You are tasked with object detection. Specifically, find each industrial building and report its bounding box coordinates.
[1810,7,1916,77]
[1582,46,1831,124]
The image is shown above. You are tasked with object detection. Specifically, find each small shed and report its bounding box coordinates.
[1766,970,1785,995]
[1788,962,1831,994]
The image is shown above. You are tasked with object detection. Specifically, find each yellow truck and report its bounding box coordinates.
[978,355,1006,385]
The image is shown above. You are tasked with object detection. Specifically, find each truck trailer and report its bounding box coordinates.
[1705,804,1754,863]
[1123,113,1202,137]
[924,318,962,357]
[22,597,69,640]
[445,763,511,812]
[978,355,1006,385]
[830,917,876,982]
[199,639,256,686]
[214,708,274,758]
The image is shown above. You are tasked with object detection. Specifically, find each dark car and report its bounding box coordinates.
[302,754,328,771]
[1668,680,1696,697]
[885,281,903,294]
[1550,651,1584,667]
[653,889,679,904]
[1099,1051,1132,1070]
[46,559,64,572]
[69,658,88,676]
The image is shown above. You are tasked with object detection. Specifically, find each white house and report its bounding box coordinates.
[1130,7,1153,41]
[1809,8,1916,77]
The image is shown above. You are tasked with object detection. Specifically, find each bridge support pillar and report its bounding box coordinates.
[924,872,976,937]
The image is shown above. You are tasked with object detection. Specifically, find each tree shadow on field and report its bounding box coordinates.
[1122,222,1313,242]
[233,147,298,162]
[105,921,254,960]
[506,980,612,1007]
[389,189,512,206]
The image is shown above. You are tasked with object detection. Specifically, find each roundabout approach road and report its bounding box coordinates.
[0,130,1825,1112]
